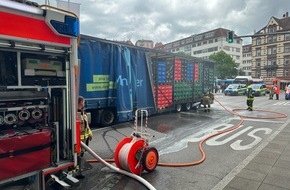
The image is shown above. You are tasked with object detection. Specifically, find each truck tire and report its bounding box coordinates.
[100,110,115,126]
[192,103,200,110]
[175,104,182,112]
[183,103,191,111]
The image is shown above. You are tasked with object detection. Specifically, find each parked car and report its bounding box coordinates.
[285,85,290,100]
[224,84,247,96]
[251,84,267,96]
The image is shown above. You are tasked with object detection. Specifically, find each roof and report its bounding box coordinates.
[256,15,290,34]
[162,28,241,48]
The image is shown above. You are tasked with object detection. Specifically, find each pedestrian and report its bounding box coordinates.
[274,85,280,100]
[217,84,220,93]
[215,85,218,93]
[222,84,226,93]
[75,96,93,179]
[246,85,254,111]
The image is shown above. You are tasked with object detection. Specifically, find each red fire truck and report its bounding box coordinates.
[0,0,80,189]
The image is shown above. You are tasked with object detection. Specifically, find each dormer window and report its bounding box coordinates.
[268,25,277,33]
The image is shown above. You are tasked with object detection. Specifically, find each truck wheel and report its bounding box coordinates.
[192,103,200,110]
[175,104,182,112]
[183,103,191,111]
[100,110,115,126]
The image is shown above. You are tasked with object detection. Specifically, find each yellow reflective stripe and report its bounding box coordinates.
[88,129,92,135]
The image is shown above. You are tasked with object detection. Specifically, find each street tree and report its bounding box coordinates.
[209,50,238,79]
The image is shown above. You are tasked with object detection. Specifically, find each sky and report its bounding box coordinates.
[34,0,290,45]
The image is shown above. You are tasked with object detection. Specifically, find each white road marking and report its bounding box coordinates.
[211,119,290,190]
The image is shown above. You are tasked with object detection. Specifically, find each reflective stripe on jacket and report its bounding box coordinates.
[247,89,254,100]
[80,112,92,141]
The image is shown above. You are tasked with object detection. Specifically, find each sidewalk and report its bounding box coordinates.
[215,120,290,190]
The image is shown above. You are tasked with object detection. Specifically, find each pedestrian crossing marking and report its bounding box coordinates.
[273,101,290,105]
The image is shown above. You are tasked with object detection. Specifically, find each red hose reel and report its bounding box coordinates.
[114,110,159,175]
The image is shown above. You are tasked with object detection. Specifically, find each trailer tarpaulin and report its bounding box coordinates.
[78,38,116,109]
[130,48,155,114]
[78,37,156,123]
[115,47,133,121]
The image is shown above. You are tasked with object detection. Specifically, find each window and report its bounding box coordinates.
[197,42,201,46]
[173,42,180,47]
[256,58,261,66]
[215,38,218,42]
[268,35,277,43]
[208,47,218,52]
[267,58,277,65]
[285,43,290,53]
[203,41,207,45]
[192,43,196,47]
[285,69,289,76]
[185,45,191,50]
[209,39,213,44]
[194,50,202,55]
[194,35,203,41]
[268,46,277,55]
[285,34,290,41]
[256,48,261,56]
[186,38,193,43]
[256,38,261,45]
[205,32,214,38]
[284,56,290,65]
[268,25,277,33]
[267,70,276,77]
[223,46,230,51]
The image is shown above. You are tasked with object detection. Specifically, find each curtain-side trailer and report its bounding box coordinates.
[78,35,215,126]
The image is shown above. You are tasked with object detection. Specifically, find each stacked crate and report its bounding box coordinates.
[203,60,215,92]
[193,62,203,99]
[174,82,192,101]
[154,85,173,109]
[186,62,194,81]
[173,59,193,102]
[174,59,182,81]
[154,61,173,109]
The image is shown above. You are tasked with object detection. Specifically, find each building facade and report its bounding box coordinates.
[251,12,290,87]
[159,28,243,68]
[242,44,252,76]
[135,39,154,48]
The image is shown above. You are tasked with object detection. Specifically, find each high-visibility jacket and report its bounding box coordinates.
[276,86,280,94]
[247,89,254,100]
[79,111,92,141]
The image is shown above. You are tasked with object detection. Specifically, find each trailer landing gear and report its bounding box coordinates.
[114,110,159,175]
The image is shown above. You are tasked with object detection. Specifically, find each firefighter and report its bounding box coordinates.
[269,86,274,100]
[203,90,214,112]
[246,85,255,111]
[75,96,93,179]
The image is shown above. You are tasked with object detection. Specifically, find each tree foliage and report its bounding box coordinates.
[209,50,238,79]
